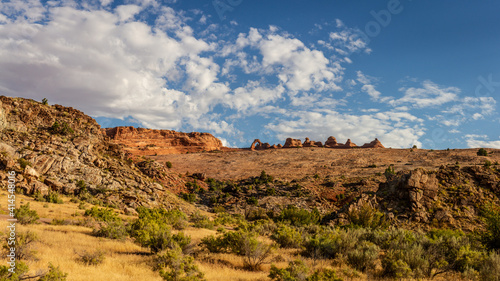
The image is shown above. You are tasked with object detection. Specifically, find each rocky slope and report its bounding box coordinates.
[0,96,195,213]
[103,126,223,156]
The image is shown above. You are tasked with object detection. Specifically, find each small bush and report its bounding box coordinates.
[38,263,68,281]
[189,212,214,230]
[77,250,105,266]
[271,224,303,249]
[276,205,321,227]
[14,203,39,225]
[51,121,74,135]
[384,165,395,178]
[347,203,388,229]
[480,251,500,281]
[269,259,308,281]
[165,161,173,169]
[44,191,63,204]
[346,240,380,272]
[180,192,197,203]
[41,98,48,105]
[481,204,500,250]
[17,158,31,169]
[484,160,492,168]
[84,207,120,223]
[156,245,205,281]
[93,220,128,240]
[477,148,488,156]
[3,231,38,261]
[247,196,259,206]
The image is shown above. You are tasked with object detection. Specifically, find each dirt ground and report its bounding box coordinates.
[152,147,500,181]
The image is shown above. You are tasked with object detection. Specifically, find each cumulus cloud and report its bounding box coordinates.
[389,80,459,108]
[465,134,500,149]
[265,109,424,148]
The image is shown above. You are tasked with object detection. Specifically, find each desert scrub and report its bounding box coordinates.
[481,204,500,250]
[477,148,488,156]
[35,191,63,204]
[346,202,388,230]
[275,205,321,226]
[130,207,191,253]
[14,203,39,225]
[269,259,342,281]
[77,249,106,266]
[3,231,38,261]
[84,207,128,240]
[201,230,273,270]
[271,224,303,249]
[38,263,68,281]
[17,158,31,169]
[51,120,74,135]
[189,211,214,230]
[155,244,205,281]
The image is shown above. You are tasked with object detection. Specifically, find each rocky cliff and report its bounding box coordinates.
[103,126,224,156]
[0,96,195,213]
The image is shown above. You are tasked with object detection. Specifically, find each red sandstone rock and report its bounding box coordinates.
[103,126,223,155]
[250,139,263,150]
[361,138,385,148]
[303,137,323,147]
[283,138,303,148]
[342,139,357,148]
[324,136,339,148]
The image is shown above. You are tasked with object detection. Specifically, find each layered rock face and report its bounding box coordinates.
[103,126,223,156]
[0,96,194,212]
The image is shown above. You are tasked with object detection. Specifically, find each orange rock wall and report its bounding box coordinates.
[103,126,223,156]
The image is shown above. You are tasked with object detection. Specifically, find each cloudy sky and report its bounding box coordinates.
[1,0,500,149]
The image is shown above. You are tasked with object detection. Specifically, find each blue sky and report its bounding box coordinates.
[1,0,499,149]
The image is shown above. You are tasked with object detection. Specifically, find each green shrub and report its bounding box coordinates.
[477,148,488,156]
[14,203,39,225]
[44,191,63,204]
[271,224,303,249]
[17,158,31,169]
[247,196,259,206]
[156,245,205,281]
[77,250,105,266]
[347,203,388,229]
[130,207,190,253]
[165,161,173,169]
[93,220,128,240]
[384,165,395,178]
[346,240,379,272]
[180,192,197,203]
[0,261,29,281]
[41,98,48,105]
[484,160,492,168]
[482,204,500,250]
[84,207,120,222]
[3,231,38,261]
[38,263,68,281]
[269,259,308,281]
[276,205,321,227]
[480,251,500,281]
[189,211,214,230]
[269,259,342,281]
[51,121,74,135]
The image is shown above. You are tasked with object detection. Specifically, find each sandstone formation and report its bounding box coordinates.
[283,138,302,148]
[303,137,323,147]
[0,96,196,212]
[103,126,223,156]
[361,138,385,148]
[252,136,384,150]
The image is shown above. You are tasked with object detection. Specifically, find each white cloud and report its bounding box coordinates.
[390,80,459,108]
[228,27,344,93]
[465,135,500,149]
[265,109,424,148]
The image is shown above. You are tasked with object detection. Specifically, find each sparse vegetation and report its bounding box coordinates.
[14,203,39,225]
[477,148,488,156]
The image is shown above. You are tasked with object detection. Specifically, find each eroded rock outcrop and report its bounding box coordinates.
[0,96,196,213]
[103,126,223,155]
[361,138,385,148]
[283,138,303,148]
[252,136,384,150]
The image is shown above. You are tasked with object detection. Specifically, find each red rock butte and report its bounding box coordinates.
[251,136,385,150]
[103,126,224,156]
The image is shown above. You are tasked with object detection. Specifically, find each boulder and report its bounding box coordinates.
[324,136,339,148]
[361,138,385,148]
[283,138,302,148]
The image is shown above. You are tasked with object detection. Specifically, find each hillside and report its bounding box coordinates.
[1,96,500,281]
